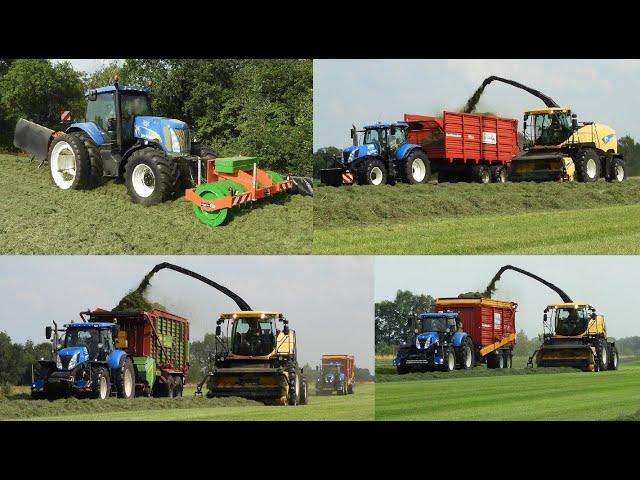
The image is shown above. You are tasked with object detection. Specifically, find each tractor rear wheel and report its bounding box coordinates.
[491,165,508,183]
[404,150,431,184]
[471,164,491,184]
[114,357,135,399]
[48,133,93,190]
[358,158,387,186]
[606,159,625,183]
[75,132,104,188]
[575,150,601,182]
[442,348,456,372]
[608,346,619,370]
[90,367,111,400]
[125,148,178,205]
[457,337,474,369]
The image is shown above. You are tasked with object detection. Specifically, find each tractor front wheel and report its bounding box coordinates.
[125,148,178,205]
[358,158,387,186]
[90,367,111,400]
[442,348,456,372]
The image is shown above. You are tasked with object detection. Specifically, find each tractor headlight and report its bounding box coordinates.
[67,352,79,370]
[56,354,63,369]
[169,128,181,153]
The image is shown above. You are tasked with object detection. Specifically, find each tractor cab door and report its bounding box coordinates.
[388,126,406,155]
[86,92,117,143]
[120,92,153,148]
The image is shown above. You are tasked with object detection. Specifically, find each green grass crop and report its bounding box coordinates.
[0,154,312,254]
[313,178,640,254]
[0,383,374,421]
[375,357,640,420]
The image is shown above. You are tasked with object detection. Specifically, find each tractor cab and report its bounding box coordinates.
[47,321,119,370]
[522,107,576,148]
[343,122,409,164]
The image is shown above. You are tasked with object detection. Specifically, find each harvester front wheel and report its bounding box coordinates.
[607,159,625,183]
[114,357,135,399]
[191,183,232,227]
[404,150,431,184]
[596,339,609,371]
[576,150,601,182]
[48,133,93,190]
[300,381,308,405]
[125,148,178,205]
[90,367,111,400]
[471,165,490,184]
[608,346,619,370]
[358,158,387,186]
[288,374,300,406]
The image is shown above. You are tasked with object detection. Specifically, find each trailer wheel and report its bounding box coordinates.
[505,352,513,368]
[125,148,178,205]
[358,158,387,186]
[606,159,625,183]
[165,376,176,397]
[497,353,505,369]
[471,165,491,184]
[608,346,619,370]
[173,376,184,397]
[48,133,93,190]
[442,348,456,372]
[90,367,111,400]
[491,165,507,183]
[575,150,600,182]
[596,339,609,371]
[404,150,431,184]
[114,357,135,399]
[348,383,354,394]
[457,337,474,369]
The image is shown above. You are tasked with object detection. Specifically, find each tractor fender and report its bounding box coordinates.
[106,350,128,370]
[451,331,468,348]
[395,143,422,162]
[66,122,105,145]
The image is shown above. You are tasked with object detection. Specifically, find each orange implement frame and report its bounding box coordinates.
[184,159,293,212]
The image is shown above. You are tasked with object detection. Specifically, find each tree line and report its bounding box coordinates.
[0,59,312,176]
[375,290,640,357]
[0,330,373,386]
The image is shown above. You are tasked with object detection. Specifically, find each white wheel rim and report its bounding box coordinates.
[370,166,383,185]
[50,141,77,189]
[295,375,300,402]
[616,166,624,181]
[412,158,426,182]
[132,164,156,198]
[482,171,490,183]
[99,376,107,399]
[465,346,472,368]
[498,355,504,368]
[448,353,455,370]
[499,170,507,182]
[601,347,607,366]
[613,352,618,368]
[124,368,133,397]
[586,158,597,178]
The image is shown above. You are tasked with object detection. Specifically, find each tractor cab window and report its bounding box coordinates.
[65,328,101,357]
[323,364,341,375]
[99,329,114,354]
[388,126,406,151]
[120,93,153,146]
[531,113,573,146]
[421,317,449,332]
[554,308,588,336]
[364,128,387,147]
[86,92,116,142]
[231,318,276,356]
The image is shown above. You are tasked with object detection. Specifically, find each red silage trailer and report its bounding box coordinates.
[405,112,519,183]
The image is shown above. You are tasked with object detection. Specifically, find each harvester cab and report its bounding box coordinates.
[319,122,430,186]
[393,311,474,373]
[195,311,309,406]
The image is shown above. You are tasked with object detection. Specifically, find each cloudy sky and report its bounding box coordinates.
[314,59,640,150]
[53,59,118,74]
[375,256,640,340]
[0,256,374,371]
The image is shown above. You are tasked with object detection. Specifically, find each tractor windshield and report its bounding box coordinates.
[322,364,341,375]
[231,318,276,356]
[554,308,588,336]
[64,328,113,358]
[421,317,450,332]
[529,112,573,146]
[364,128,387,146]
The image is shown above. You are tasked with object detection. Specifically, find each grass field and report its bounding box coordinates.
[0,154,313,254]
[0,383,373,421]
[375,355,640,420]
[313,178,640,254]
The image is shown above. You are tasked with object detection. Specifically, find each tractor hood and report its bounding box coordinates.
[133,116,191,155]
[342,144,379,164]
[415,332,439,350]
[56,346,89,370]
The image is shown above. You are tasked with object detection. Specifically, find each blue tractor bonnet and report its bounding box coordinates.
[363,122,408,129]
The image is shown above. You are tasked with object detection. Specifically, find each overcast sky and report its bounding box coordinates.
[0,256,374,371]
[52,59,118,74]
[314,59,640,150]
[375,256,639,340]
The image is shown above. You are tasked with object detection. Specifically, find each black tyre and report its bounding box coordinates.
[48,132,93,190]
[299,380,308,405]
[90,367,111,400]
[396,364,410,375]
[173,376,184,397]
[114,357,135,399]
[347,383,354,394]
[505,352,513,368]
[606,159,625,183]
[403,150,431,184]
[124,148,179,205]
[76,132,104,188]
[438,170,450,183]
[165,376,176,398]
[288,373,300,405]
[491,165,507,183]
[471,164,491,184]
[575,150,601,182]
[608,346,619,370]
[457,337,474,369]
[596,339,609,371]
[358,158,387,186]
[442,348,456,372]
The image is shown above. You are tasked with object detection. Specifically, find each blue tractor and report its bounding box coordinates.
[320,122,430,186]
[14,78,213,206]
[393,312,475,374]
[31,316,136,400]
[315,361,348,395]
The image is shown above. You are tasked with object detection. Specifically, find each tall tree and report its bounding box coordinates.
[375,290,434,346]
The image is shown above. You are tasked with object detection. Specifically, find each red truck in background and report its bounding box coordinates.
[316,354,355,395]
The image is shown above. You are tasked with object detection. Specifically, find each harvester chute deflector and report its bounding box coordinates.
[480,76,560,108]
[13,119,54,161]
[493,265,573,303]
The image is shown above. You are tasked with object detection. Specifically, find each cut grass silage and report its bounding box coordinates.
[113,270,157,311]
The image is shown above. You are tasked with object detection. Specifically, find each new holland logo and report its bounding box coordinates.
[602,134,616,144]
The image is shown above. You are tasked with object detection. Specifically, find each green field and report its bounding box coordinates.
[313,178,640,254]
[375,356,640,420]
[0,154,312,254]
[0,383,373,421]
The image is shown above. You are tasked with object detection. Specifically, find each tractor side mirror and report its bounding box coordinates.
[390,126,396,135]
[351,124,358,146]
[543,313,548,323]
[283,325,290,335]
[88,90,97,101]
[112,324,120,339]
[45,326,52,339]
[215,325,221,336]
[591,312,597,320]
[107,117,116,131]
[571,114,578,129]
